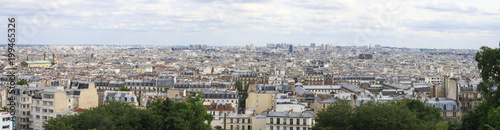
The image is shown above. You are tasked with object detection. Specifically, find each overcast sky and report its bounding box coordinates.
[1,0,500,49]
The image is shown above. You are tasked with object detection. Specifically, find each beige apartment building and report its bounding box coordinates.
[10,82,98,130]
[246,90,276,114]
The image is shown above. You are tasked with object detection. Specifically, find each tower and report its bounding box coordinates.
[44,53,48,61]
[52,53,57,63]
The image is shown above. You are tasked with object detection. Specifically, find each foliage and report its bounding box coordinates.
[460,45,500,129]
[239,83,249,112]
[235,81,243,92]
[148,93,213,130]
[313,100,353,130]
[45,94,213,130]
[118,86,131,91]
[435,121,449,130]
[313,99,441,130]
[44,101,153,130]
[16,79,28,86]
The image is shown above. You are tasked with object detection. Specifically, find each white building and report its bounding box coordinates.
[0,112,13,130]
[266,111,315,130]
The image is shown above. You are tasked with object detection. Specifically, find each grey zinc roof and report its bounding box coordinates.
[267,111,315,118]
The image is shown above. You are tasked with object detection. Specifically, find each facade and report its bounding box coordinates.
[20,61,53,68]
[301,85,342,94]
[202,90,239,111]
[246,90,276,114]
[266,111,315,130]
[0,112,13,130]
[426,98,461,120]
[103,91,138,106]
[10,82,98,130]
[312,94,337,114]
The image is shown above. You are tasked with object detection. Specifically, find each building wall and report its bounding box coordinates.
[266,117,313,130]
[224,117,252,130]
[252,116,267,130]
[246,93,275,114]
[78,83,99,109]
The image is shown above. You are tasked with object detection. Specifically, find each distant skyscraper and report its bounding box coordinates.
[250,44,255,50]
[310,43,315,48]
[289,45,293,53]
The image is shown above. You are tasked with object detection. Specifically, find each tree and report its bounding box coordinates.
[395,99,441,129]
[235,81,243,92]
[16,79,28,86]
[313,100,353,130]
[461,45,500,129]
[148,93,213,130]
[239,83,250,113]
[119,86,130,91]
[45,94,213,130]
[44,101,154,130]
[313,99,441,130]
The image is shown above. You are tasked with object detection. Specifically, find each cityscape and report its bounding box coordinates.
[2,0,500,130]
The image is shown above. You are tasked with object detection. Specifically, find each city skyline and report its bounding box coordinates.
[2,0,500,49]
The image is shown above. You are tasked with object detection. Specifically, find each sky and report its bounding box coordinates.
[1,0,500,49]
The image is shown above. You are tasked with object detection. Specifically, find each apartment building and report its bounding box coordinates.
[0,112,13,130]
[425,98,461,120]
[103,91,138,106]
[10,82,98,130]
[202,90,238,110]
[266,111,314,130]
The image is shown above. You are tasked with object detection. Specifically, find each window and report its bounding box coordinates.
[303,119,306,125]
[242,125,245,130]
[290,119,293,124]
[277,118,280,124]
[297,127,300,130]
[248,125,251,130]
[270,126,273,130]
[290,127,293,130]
[43,109,47,113]
[284,118,287,124]
[323,104,326,108]
[443,112,447,117]
[277,126,280,130]
[297,119,300,125]
[453,112,456,117]
[270,118,273,124]
[444,105,447,110]
[36,115,40,119]
[230,125,233,130]
[49,109,54,113]
[303,127,307,130]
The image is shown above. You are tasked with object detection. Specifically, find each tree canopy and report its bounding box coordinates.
[460,44,500,129]
[313,99,441,130]
[44,93,213,130]
[118,86,131,91]
[16,79,28,86]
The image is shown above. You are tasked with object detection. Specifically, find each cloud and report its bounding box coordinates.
[420,2,479,13]
[0,0,499,49]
